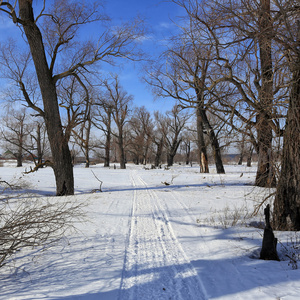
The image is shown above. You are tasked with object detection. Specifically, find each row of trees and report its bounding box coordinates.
[1,95,229,171]
[144,0,299,230]
[0,1,299,230]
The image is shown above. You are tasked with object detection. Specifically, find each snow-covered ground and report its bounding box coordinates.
[0,161,299,299]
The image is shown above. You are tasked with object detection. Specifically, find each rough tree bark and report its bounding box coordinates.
[117,130,126,169]
[273,41,300,230]
[154,137,164,167]
[166,139,181,167]
[104,127,111,167]
[19,0,74,195]
[196,106,209,173]
[201,110,225,174]
[255,0,276,188]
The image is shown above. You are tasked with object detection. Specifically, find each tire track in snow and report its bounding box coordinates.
[119,170,208,300]
[164,188,265,300]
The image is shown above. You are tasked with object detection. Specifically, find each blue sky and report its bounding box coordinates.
[0,0,184,113]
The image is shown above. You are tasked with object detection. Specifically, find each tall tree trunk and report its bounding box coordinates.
[16,146,22,167]
[247,146,254,167]
[238,134,245,165]
[201,110,225,174]
[167,140,181,167]
[167,153,174,167]
[273,44,300,231]
[118,134,126,169]
[19,0,74,195]
[154,137,163,167]
[84,119,92,168]
[196,107,209,173]
[255,0,276,188]
[36,124,43,165]
[185,141,191,165]
[104,131,111,167]
[85,152,90,168]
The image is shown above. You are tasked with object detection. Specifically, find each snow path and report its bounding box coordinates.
[119,170,208,300]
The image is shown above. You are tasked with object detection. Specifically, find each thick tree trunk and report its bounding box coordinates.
[36,124,43,165]
[16,149,22,167]
[85,152,90,168]
[201,110,225,174]
[84,119,92,168]
[273,50,300,231]
[247,146,254,167]
[238,135,245,165]
[196,107,209,173]
[154,138,164,167]
[104,131,111,167]
[238,154,244,166]
[19,0,74,195]
[255,117,276,187]
[167,140,181,167]
[185,141,191,165]
[167,154,174,167]
[117,134,126,169]
[255,0,276,188]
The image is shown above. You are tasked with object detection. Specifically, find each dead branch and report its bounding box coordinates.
[91,170,103,192]
[161,174,179,186]
[252,191,276,217]
[0,180,13,189]
[0,197,84,268]
[23,160,53,174]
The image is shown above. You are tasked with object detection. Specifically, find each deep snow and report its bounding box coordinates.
[0,161,299,299]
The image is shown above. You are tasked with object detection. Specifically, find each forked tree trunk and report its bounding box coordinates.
[19,0,74,195]
[166,140,181,167]
[273,48,300,231]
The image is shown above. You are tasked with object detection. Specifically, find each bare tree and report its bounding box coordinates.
[127,106,154,165]
[102,75,132,169]
[58,77,96,168]
[171,0,288,185]
[0,0,144,195]
[1,108,31,167]
[94,92,114,167]
[152,128,165,168]
[181,129,194,165]
[155,106,190,167]
[144,9,227,173]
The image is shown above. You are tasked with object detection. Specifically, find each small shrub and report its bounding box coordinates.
[278,233,300,270]
[0,194,84,268]
[198,204,250,229]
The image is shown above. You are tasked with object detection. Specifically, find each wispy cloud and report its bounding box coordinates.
[158,22,176,29]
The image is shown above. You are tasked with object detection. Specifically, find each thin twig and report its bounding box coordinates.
[91,170,103,192]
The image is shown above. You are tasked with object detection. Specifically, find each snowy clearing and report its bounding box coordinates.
[0,162,300,299]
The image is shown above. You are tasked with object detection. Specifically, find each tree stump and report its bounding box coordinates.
[260,204,280,261]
